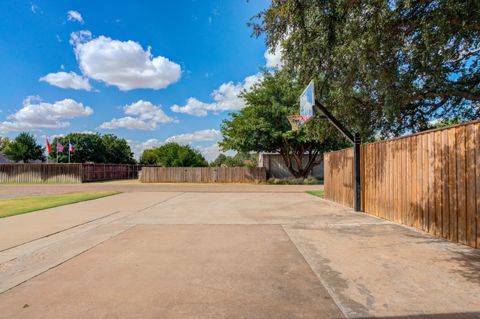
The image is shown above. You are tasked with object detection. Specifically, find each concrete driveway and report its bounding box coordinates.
[0,186,479,318]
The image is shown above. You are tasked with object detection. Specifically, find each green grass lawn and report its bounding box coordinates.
[0,191,120,219]
[306,189,324,198]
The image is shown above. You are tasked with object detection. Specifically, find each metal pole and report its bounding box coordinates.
[353,133,361,212]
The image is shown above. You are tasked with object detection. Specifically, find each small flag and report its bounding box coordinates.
[57,142,64,153]
[45,137,52,154]
[69,142,74,153]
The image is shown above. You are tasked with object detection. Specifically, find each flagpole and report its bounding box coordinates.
[68,140,71,164]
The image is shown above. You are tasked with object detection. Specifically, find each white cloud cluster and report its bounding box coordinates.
[67,10,84,24]
[100,100,176,130]
[0,97,93,132]
[41,31,181,92]
[165,129,220,144]
[39,71,92,91]
[170,74,262,117]
[72,33,181,91]
[69,30,92,45]
[264,45,283,69]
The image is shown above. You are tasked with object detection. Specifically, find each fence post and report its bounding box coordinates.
[354,133,362,212]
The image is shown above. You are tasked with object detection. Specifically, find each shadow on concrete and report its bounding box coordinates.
[402,231,480,285]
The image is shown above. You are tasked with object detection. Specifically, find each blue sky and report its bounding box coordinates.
[0,1,280,160]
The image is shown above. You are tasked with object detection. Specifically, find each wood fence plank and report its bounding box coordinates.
[434,131,443,237]
[447,129,458,242]
[475,123,480,248]
[411,136,418,228]
[465,124,477,247]
[441,130,450,239]
[456,126,467,245]
[406,138,412,226]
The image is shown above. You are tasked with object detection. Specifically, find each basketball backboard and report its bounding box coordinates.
[300,80,315,121]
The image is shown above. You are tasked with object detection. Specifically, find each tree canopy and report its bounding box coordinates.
[251,0,480,137]
[4,132,45,163]
[220,70,348,178]
[139,142,208,167]
[51,133,135,164]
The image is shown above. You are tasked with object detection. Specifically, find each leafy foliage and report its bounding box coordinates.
[0,137,10,152]
[139,142,208,167]
[101,134,136,164]
[220,71,348,178]
[210,153,257,168]
[139,149,158,165]
[251,0,480,137]
[4,132,45,163]
[51,133,135,164]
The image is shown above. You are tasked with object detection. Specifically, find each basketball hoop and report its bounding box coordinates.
[287,115,307,130]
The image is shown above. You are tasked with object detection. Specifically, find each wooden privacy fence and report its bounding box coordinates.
[0,164,83,183]
[0,164,145,183]
[140,167,267,183]
[324,120,480,249]
[81,164,143,182]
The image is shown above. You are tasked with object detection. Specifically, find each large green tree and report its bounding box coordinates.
[251,0,480,137]
[220,71,348,178]
[51,133,135,164]
[101,134,136,164]
[140,142,208,167]
[4,132,45,163]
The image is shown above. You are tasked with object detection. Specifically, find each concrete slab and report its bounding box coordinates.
[0,225,343,319]
[0,189,479,318]
[125,192,361,225]
[285,222,480,318]
[0,192,180,251]
[0,182,322,199]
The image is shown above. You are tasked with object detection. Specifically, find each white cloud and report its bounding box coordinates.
[170,98,212,117]
[264,45,283,68]
[71,32,181,91]
[67,10,84,24]
[31,4,39,13]
[69,30,92,45]
[165,129,221,144]
[40,71,92,91]
[0,97,93,133]
[100,100,176,130]
[170,73,263,117]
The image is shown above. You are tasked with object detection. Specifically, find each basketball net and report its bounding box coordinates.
[287,115,310,130]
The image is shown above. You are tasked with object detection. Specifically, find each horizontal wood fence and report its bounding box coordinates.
[140,167,267,183]
[0,164,146,183]
[324,120,480,249]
